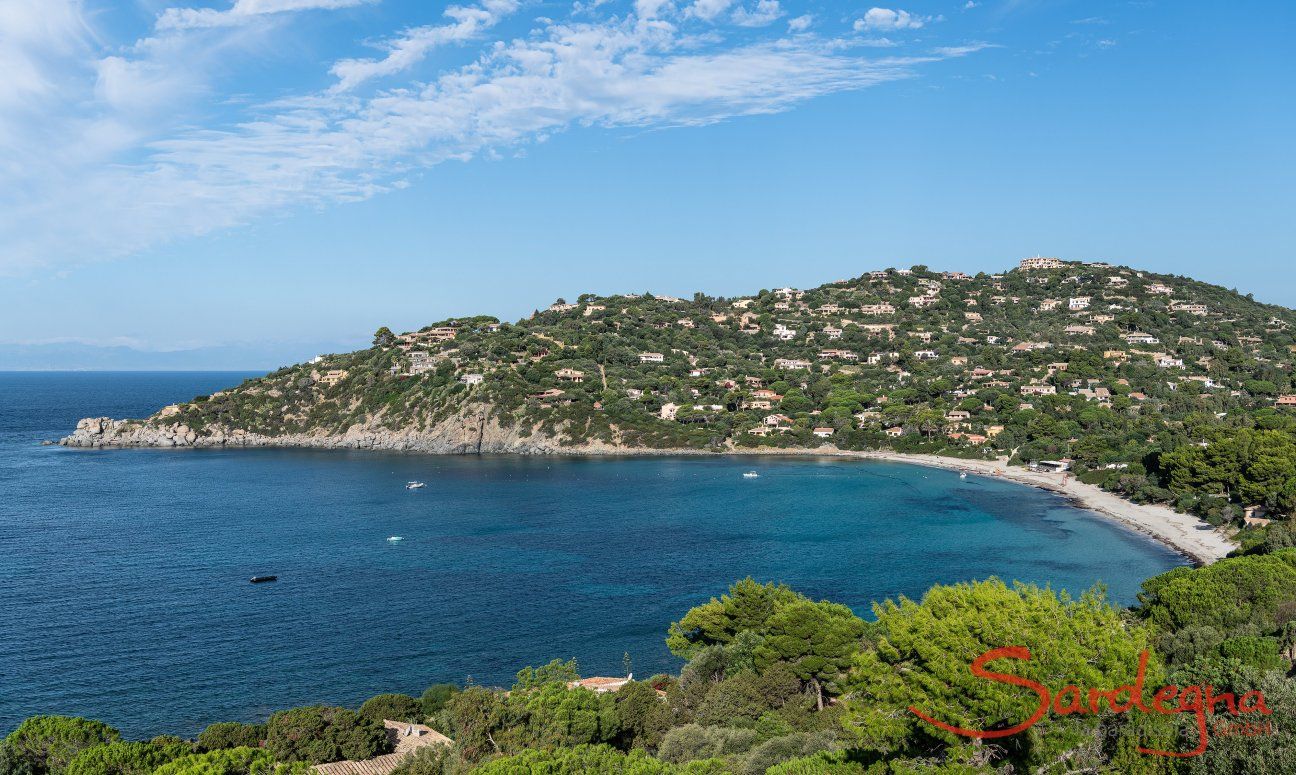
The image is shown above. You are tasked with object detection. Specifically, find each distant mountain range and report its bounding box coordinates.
[0,340,364,371]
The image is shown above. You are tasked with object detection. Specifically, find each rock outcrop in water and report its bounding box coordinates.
[61,409,593,455]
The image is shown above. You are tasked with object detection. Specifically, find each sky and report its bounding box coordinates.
[1,0,1293,366]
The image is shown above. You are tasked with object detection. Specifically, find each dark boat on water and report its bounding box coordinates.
[249,575,278,584]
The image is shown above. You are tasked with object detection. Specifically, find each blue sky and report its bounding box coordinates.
[1,0,1293,364]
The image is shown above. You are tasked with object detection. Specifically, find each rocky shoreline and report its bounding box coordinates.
[61,415,1236,565]
[61,416,554,454]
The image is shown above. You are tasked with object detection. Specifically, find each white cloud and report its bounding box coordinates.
[932,42,997,57]
[854,7,928,32]
[731,0,783,27]
[330,1,521,92]
[0,1,984,274]
[156,0,374,31]
[635,0,674,20]
[0,0,93,114]
[787,14,812,32]
[686,0,734,22]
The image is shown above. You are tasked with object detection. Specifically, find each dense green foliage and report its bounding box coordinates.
[8,554,1296,773]
[420,685,460,717]
[263,706,389,764]
[845,579,1163,770]
[151,747,305,775]
[195,724,263,753]
[472,744,725,774]
[667,579,865,707]
[147,261,1296,534]
[64,741,192,775]
[358,694,423,723]
[1,716,120,775]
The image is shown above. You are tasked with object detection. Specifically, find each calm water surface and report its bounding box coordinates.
[0,372,1184,738]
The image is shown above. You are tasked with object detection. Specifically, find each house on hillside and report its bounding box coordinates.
[569,676,634,693]
[1126,332,1160,345]
[1019,256,1064,270]
[317,369,349,386]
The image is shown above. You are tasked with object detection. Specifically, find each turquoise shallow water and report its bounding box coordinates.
[0,372,1184,738]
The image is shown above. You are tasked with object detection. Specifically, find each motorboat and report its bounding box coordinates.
[742,471,759,479]
[406,481,426,489]
[250,575,278,584]
[387,536,404,543]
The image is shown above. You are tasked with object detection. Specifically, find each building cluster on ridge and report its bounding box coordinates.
[370,256,1292,447]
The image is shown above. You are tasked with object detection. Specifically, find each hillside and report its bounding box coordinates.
[63,257,1296,528]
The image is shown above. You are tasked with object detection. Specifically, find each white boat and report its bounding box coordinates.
[406,481,426,489]
[959,471,968,479]
[742,471,759,479]
[387,536,404,543]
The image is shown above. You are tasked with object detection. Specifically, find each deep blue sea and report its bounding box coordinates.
[0,372,1185,739]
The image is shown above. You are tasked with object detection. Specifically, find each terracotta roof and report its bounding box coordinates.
[314,753,404,775]
[312,721,451,775]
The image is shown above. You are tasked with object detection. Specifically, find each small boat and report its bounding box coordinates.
[249,575,277,584]
[406,481,426,489]
[387,536,404,543]
[742,471,759,479]
[959,471,968,479]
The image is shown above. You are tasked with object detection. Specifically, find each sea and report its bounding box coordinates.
[0,372,1185,739]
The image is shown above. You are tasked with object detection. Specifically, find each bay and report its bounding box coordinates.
[0,372,1184,738]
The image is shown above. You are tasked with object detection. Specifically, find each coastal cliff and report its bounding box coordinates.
[61,408,584,455]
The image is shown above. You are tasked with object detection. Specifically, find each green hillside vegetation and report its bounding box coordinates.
[7,553,1296,773]
[153,259,1296,532]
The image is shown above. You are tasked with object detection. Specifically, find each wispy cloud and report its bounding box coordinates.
[329,0,520,92]
[0,0,984,274]
[156,0,374,31]
[731,0,784,27]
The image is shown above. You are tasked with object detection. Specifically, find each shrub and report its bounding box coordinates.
[197,723,266,752]
[264,707,389,764]
[1,716,120,775]
[388,745,463,775]
[472,744,724,774]
[1218,635,1287,671]
[419,685,459,717]
[358,694,422,723]
[64,741,191,775]
[736,732,838,775]
[657,725,758,764]
[152,747,308,775]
